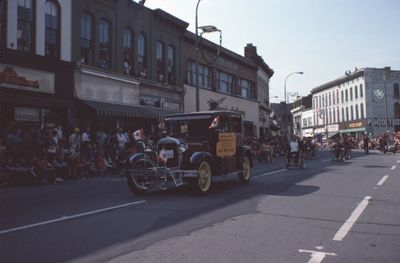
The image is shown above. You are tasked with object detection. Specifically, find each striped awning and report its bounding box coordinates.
[81,99,177,119]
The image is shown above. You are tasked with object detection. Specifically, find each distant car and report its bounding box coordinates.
[127,111,253,194]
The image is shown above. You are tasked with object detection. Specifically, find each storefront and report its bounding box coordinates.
[1,63,73,132]
[339,120,366,138]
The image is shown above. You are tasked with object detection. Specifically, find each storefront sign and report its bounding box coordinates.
[327,124,339,132]
[340,120,366,130]
[367,118,400,126]
[164,101,181,111]
[0,66,39,88]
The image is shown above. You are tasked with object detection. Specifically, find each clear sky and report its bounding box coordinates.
[144,0,400,103]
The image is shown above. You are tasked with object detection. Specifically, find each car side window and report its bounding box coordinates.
[219,115,230,132]
[231,116,242,133]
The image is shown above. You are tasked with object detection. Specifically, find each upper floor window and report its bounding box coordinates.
[355,85,358,99]
[332,92,335,105]
[17,0,34,52]
[99,19,111,70]
[239,78,255,99]
[346,107,349,121]
[329,93,331,106]
[123,27,133,75]
[45,1,59,59]
[350,105,354,120]
[394,83,400,99]
[336,90,339,104]
[216,70,235,94]
[350,87,353,101]
[355,104,359,119]
[360,84,364,97]
[342,107,345,122]
[341,90,344,103]
[333,108,336,123]
[167,45,175,84]
[80,12,93,65]
[187,60,212,89]
[394,102,400,118]
[337,106,340,122]
[360,103,364,118]
[137,33,146,64]
[156,41,165,82]
[345,89,348,102]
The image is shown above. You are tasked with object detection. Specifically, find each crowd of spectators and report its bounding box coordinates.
[0,124,155,187]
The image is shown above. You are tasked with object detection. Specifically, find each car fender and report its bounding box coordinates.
[239,146,254,168]
[190,152,216,170]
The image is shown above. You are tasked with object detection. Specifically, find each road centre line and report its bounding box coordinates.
[333,196,371,241]
[0,200,146,235]
[391,165,396,170]
[256,168,287,177]
[377,175,389,186]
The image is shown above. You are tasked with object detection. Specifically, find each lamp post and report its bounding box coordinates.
[195,0,221,112]
[284,71,303,138]
[383,67,390,133]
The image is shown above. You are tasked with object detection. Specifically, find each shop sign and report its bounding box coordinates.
[340,120,366,130]
[15,107,40,122]
[314,128,325,134]
[140,95,161,107]
[164,101,181,111]
[327,124,339,132]
[0,66,39,88]
[367,118,400,127]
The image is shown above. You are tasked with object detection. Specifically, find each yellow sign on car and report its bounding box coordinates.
[216,133,236,157]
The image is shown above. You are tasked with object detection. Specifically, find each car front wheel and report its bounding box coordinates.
[193,161,212,194]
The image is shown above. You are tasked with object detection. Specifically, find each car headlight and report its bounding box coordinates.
[178,143,188,153]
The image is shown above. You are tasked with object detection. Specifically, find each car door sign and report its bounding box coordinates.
[216,133,236,157]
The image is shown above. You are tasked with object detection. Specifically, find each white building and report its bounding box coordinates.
[311,67,400,138]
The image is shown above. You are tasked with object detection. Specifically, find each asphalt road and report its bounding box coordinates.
[1,150,399,263]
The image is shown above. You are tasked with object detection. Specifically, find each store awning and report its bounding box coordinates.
[80,99,178,119]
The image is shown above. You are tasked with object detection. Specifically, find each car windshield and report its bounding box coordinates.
[166,115,213,138]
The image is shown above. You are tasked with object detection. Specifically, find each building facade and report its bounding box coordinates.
[290,95,312,138]
[244,43,274,137]
[1,0,75,132]
[70,0,188,133]
[183,32,260,137]
[311,67,400,138]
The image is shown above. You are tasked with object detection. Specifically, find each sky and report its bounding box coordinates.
[143,0,400,103]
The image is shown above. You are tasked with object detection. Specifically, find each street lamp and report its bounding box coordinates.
[195,0,222,111]
[283,71,304,138]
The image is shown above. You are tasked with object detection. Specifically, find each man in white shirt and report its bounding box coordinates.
[287,135,300,164]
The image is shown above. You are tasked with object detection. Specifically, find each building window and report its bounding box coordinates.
[350,105,354,120]
[123,27,133,75]
[332,92,335,105]
[156,41,165,82]
[341,90,344,103]
[350,87,353,101]
[137,33,146,64]
[337,106,340,122]
[333,108,336,123]
[345,89,348,102]
[99,19,111,70]
[342,108,345,122]
[360,84,364,97]
[355,85,358,99]
[394,103,400,118]
[216,70,235,94]
[239,79,255,99]
[167,45,175,84]
[17,0,34,52]
[346,107,349,121]
[336,90,339,105]
[187,61,212,89]
[355,104,359,119]
[329,93,331,106]
[329,109,332,124]
[80,12,93,65]
[360,103,364,119]
[394,83,400,99]
[45,1,59,59]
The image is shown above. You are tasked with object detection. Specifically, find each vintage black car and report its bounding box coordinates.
[127,111,253,194]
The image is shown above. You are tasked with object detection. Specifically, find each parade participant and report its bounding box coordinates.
[287,135,300,164]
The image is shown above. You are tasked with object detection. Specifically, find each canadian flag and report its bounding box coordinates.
[158,148,168,164]
[133,129,144,141]
[209,116,220,129]
[158,120,165,130]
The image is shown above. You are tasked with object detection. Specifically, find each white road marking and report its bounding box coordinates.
[256,168,287,177]
[377,175,389,186]
[0,200,146,235]
[391,165,396,170]
[333,196,371,241]
[299,249,336,263]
